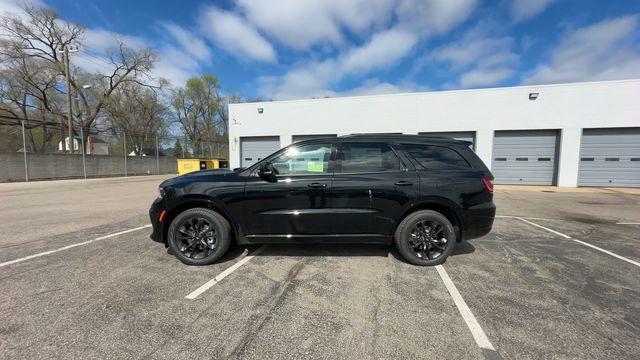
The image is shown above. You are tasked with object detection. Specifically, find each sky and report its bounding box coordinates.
[2,0,640,100]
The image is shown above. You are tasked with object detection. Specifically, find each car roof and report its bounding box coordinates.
[293,134,470,146]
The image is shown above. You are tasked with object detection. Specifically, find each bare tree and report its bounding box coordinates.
[171,74,227,157]
[0,4,158,151]
[106,81,169,155]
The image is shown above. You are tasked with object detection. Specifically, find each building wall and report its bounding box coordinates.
[228,79,640,187]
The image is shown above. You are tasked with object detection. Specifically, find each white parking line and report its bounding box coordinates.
[185,245,268,300]
[435,265,497,354]
[616,222,640,225]
[506,216,640,268]
[496,215,556,222]
[0,225,152,268]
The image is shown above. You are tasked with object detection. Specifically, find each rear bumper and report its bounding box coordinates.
[462,201,496,241]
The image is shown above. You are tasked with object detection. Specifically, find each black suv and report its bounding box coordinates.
[150,134,495,266]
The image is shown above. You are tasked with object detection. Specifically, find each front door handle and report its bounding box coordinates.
[395,181,413,186]
[308,182,327,189]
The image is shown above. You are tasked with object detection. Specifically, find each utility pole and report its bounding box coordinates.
[21,120,28,182]
[58,45,78,153]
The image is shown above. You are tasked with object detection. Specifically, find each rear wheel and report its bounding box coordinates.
[167,207,231,265]
[394,210,456,266]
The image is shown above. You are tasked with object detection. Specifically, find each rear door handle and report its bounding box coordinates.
[394,181,413,186]
[308,182,327,188]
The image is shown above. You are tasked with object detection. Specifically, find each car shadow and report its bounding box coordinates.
[168,240,477,265]
[217,240,477,265]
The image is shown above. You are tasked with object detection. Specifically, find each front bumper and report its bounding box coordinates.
[149,197,165,244]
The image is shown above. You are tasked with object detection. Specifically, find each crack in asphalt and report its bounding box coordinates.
[228,258,307,359]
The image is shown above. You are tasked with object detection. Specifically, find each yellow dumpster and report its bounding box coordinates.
[177,159,228,175]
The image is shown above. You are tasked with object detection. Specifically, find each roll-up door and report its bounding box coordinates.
[578,128,640,187]
[240,136,280,168]
[492,130,558,185]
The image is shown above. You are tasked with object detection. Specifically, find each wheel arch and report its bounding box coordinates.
[162,196,239,245]
[394,199,465,242]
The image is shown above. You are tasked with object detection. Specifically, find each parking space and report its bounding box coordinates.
[1,177,639,359]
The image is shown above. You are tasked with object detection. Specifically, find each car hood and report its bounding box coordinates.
[160,169,239,189]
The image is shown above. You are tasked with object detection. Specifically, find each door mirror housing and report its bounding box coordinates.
[258,162,276,180]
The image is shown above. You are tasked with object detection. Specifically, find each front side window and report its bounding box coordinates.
[269,143,332,175]
[403,144,470,170]
[337,142,401,173]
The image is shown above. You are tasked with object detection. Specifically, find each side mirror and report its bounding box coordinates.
[258,162,275,180]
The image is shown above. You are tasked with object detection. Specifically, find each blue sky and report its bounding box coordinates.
[4,0,640,100]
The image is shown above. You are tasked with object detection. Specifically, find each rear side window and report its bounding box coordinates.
[403,144,470,170]
[337,142,401,173]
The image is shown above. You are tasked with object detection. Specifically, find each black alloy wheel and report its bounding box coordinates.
[408,220,449,260]
[167,207,231,265]
[394,210,456,266]
[175,216,218,259]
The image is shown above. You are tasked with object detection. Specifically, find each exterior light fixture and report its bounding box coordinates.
[529,92,539,100]
[257,108,264,114]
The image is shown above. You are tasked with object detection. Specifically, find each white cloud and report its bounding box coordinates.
[395,0,477,34]
[431,36,515,69]
[160,22,211,62]
[342,79,427,96]
[511,0,558,22]
[429,25,519,88]
[341,28,417,74]
[236,0,395,49]
[82,29,147,53]
[259,60,339,100]
[0,0,42,17]
[233,0,477,49]
[460,67,514,87]
[200,6,276,62]
[525,15,640,84]
[260,72,425,100]
[259,28,418,100]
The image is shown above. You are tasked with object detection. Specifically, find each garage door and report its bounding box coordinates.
[578,128,640,187]
[419,131,475,148]
[292,134,337,143]
[492,130,558,185]
[240,136,280,168]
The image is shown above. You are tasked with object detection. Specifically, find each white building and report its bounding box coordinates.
[228,79,640,187]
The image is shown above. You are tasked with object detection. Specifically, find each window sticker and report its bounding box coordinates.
[307,162,324,172]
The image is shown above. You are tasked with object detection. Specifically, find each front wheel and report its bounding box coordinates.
[394,210,456,266]
[167,207,232,266]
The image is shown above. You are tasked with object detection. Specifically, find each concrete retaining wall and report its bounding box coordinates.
[0,153,178,182]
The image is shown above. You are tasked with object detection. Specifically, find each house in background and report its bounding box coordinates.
[87,136,109,155]
[128,146,166,157]
[58,134,109,155]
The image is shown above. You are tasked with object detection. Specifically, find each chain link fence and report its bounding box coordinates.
[0,121,228,182]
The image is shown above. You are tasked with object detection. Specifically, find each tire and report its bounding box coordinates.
[394,210,456,266]
[167,207,232,266]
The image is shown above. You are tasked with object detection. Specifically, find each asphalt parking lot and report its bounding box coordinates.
[1,176,639,359]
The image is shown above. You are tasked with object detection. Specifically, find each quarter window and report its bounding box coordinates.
[270,143,332,175]
[337,143,401,173]
[403,144,470,170]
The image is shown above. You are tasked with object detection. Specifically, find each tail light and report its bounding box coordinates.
[482,176,494,193]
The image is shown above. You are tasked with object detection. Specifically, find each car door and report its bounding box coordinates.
[243,141,335,238]
[331,141,420,238]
